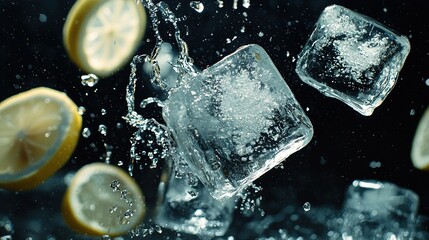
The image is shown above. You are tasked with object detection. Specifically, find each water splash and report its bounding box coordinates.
[236,184,265,217]
[124,1,200,176]
[109,179,137,225]
[129,223,163,238]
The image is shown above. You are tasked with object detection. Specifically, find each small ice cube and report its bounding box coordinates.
[154,157,235,236]
[163,44,313,200]
[296,5,410,116]
[341,180,419,239]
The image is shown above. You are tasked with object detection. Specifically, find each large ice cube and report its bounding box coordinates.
[163,44,313,200]
[296,5,411,116]
[154,156,235,236]
[341,180,419,239]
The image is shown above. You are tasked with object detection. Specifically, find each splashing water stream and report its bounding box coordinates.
[124,0,196,175]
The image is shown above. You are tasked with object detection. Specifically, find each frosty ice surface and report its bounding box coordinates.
[154,157,235,236]
[296,5,410,116]
[163,44,313,200]
[341,180,419,239]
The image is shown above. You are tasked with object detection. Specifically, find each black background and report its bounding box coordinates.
[1,0,429,238]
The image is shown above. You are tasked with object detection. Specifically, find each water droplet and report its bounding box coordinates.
[410,109,415,116]
[190,1,204,13]
[39,13,47,22]
[242,0,250,8]
[1,235,12,240]
[101,108,107,115]
[154,225,162,233]
[80,74,99,87]
[303,202,311,211]
[110,179,121,191]
[98,124,107,136]
[117,161,123,166]
[109,205,118,213]
[369,161,382,168]
[258,31,264,37]
[82,128,91,138]
[78,106,86,115]
[120,189,128,200]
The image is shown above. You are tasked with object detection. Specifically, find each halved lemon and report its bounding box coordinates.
[411,107,429,170]
[63,0,147,77]
[0,87,82,190]
[62,162,146,237]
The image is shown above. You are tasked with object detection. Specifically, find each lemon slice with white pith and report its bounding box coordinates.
[63,0,147,77]
[62,162,146,236]
[0,87,82,190]
[411,107,429,171]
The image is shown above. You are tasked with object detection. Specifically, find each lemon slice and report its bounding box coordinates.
[62,162,146,236]
[63,0,147,77]
[411,107,429,170]
[0,87,82,190]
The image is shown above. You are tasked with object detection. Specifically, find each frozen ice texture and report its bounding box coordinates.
[341,179,419,239]
[163,44,313,200]
[154,156,235,236]
[296,4,411,116]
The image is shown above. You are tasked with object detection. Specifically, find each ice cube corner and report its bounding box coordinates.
[163,44,313,200]
[296,4,411,116]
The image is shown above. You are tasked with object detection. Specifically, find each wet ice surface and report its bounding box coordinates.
[154,155,235,236]
[163,44,313,201]
[296,5,411,116]
[340,180,419,239]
